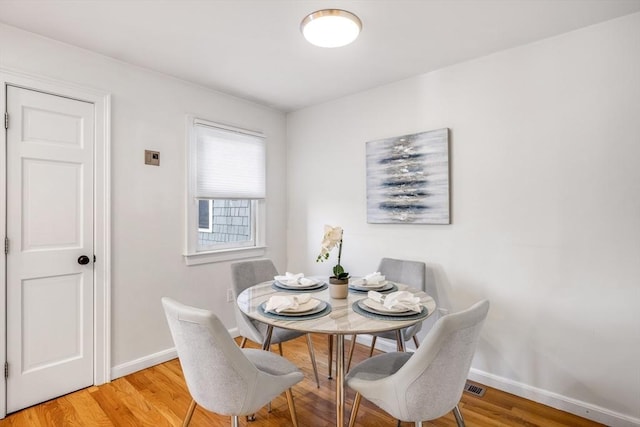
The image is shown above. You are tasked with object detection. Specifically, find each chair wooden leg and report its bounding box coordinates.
[306,334,320,388]
[348,392,362,427]
[453,404,465,427]
[368,336,377,357]
[278,343,284,356]
[285,388,299,427]
[413,335,420,348]
[346,334,357,371]
[239,337,247,348]
[231,415,239,427]
[183,399,196,427]
[328,335,333,379]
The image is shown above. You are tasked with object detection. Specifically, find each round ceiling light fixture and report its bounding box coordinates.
[301,9,362,48]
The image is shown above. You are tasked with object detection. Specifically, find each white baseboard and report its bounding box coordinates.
[468,369,640,427]
[110,327,240,380]
[111,347,177,380]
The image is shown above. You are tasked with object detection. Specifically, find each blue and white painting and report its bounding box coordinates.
[366,128,450,224]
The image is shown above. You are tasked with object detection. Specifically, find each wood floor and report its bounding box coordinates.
[0,334,603,426]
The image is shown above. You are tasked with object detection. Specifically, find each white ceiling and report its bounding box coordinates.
[1,0,639,112]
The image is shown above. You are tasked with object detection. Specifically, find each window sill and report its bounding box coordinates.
[183,246,266,266]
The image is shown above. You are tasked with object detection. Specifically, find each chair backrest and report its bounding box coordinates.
[231,259,278,295]
[377,258,429,339]
[230,259,278,342]
[378,258,426,291]
[161,297,259,416]
[388,300,490,421]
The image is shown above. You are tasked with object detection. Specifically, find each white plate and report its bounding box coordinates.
[280,298,321,313]
[274,280,324,290]
[262,300,327,317]
[349,281,394,292]
[361,298,416,315]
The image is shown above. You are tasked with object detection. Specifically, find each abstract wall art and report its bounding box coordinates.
[366,128,450,224]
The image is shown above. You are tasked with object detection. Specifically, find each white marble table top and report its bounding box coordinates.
[237,279,437,335]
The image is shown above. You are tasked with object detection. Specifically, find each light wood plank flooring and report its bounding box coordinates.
[0,334,603,426]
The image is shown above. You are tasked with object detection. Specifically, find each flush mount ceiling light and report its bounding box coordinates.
[301,9,362,48]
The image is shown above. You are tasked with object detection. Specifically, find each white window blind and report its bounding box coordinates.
[195,122,265,199]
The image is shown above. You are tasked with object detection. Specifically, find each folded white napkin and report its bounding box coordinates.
[265,294,312,313]
[351,272,386,287]
[367,290,421,313]
[274,272,318,287]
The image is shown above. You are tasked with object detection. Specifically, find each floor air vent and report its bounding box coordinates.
[463,382,486,397]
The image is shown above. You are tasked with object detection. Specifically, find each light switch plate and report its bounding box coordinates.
[145,150,160,166]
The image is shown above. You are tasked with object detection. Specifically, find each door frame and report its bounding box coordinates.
[0,67,111,418]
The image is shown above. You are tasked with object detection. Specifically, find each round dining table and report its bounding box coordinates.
[236,279,437,426]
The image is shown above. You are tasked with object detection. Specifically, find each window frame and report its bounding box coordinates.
[184,116,266,265]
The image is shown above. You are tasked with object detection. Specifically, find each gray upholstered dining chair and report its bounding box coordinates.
[346,299,490,427]
[161,297,304,427]
[345,257,428,371]
[231,259,320,388]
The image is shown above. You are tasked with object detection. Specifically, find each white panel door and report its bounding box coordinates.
[5,86,94,413]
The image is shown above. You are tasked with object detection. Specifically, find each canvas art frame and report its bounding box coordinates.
[366,128,450,224]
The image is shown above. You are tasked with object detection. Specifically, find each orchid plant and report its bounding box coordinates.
[316,225,349,279]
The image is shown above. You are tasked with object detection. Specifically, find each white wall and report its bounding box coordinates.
[286,12,640,426]
[0,24,288,373]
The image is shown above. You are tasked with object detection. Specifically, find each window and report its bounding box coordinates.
[185,117,266,265]
[197,199,254,248]
[198,200,213,232]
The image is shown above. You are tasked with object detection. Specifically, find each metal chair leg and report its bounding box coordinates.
[262,326,273,351]
[348,392,362,427]
[453,404,465,427]
[183,399,196,427]
[285,388,299,427]
[413,335,420,348]
[346,334,357,371]
[368,336,377,357]
[328,334,333,379]
[231,415,239,427]
[306,334,321,388]
[396,330,406,352]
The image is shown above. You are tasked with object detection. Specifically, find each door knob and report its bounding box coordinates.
[77,255,91,265]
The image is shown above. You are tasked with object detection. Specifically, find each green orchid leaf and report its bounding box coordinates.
[333,265,344,276]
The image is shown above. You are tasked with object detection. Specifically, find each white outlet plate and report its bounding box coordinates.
[144,150,160,166]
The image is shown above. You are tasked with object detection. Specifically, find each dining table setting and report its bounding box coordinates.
[236,271,437,426]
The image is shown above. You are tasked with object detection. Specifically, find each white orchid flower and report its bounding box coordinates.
[324,225,343,244]
[316,225,348,279]
[320,226,341,250]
